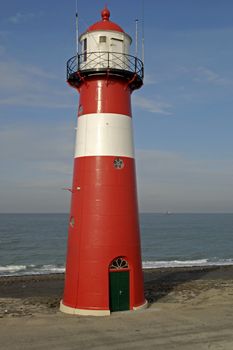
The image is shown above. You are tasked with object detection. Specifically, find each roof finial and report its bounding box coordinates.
[101,6,110,21]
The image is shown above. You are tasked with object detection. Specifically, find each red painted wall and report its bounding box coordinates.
[63,78,145,311]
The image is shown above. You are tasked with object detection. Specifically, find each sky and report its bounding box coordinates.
[0,0,233,213]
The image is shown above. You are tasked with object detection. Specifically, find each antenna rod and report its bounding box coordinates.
[141,0,145,63]
[75,0,79,54]
[142,33,144,64]
[135,19,139,58]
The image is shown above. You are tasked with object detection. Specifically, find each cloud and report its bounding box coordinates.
[0,59,74,108]
[7,12,36,24]
[0,93,73,109]
[0,121,74,163]
[133,95,172,115]
[0,120,74,212]
[193,67,233,86]
[177,65,233,87]
[143,74,157,85]
[136,149,233,213]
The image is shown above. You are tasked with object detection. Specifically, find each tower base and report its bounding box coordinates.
[133,300,148,311]
[60,300,148,316]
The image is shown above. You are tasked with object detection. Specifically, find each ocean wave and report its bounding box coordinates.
[0,264,65,276]
[142,259,233,269]
[0,259,233,276]
[35,265,65,274]
[0,265,28,273]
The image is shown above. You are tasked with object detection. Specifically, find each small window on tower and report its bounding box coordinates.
[83,38,87,62]
[114,158,124,169]
[99,36,106,43]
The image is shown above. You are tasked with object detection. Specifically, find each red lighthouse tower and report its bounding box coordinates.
[60,7,147,316]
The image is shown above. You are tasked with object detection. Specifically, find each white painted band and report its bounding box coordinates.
[60,300,110,316]
[74,113,135,158]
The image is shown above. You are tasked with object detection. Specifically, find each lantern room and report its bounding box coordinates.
[79,7,131,71]
[67,7,143,90]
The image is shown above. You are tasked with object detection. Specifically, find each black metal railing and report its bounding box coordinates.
[67,51,144,87]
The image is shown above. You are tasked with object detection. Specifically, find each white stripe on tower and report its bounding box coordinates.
[74,113,135,158]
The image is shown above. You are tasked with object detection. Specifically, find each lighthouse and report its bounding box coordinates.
[60,7,147,316]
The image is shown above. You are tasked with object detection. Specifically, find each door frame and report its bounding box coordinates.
[108,256,131,312]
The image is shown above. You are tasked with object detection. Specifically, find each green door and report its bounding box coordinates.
[109,271,129,312]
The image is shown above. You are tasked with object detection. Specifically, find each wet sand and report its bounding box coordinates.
[0,266,233,349]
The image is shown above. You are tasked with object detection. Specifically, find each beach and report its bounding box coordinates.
[0,266,233,349]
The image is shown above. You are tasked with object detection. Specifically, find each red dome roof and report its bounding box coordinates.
[87,7,124,33]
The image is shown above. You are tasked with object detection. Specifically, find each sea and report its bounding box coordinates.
[0,213,233,276]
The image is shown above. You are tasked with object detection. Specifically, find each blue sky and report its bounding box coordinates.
[0,0,233,213]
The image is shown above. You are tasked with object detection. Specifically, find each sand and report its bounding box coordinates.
[0,266,233,349]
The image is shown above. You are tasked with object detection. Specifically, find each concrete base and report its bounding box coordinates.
[133,299,148,311]
[60,301,111,316]
[60,299,148,316]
